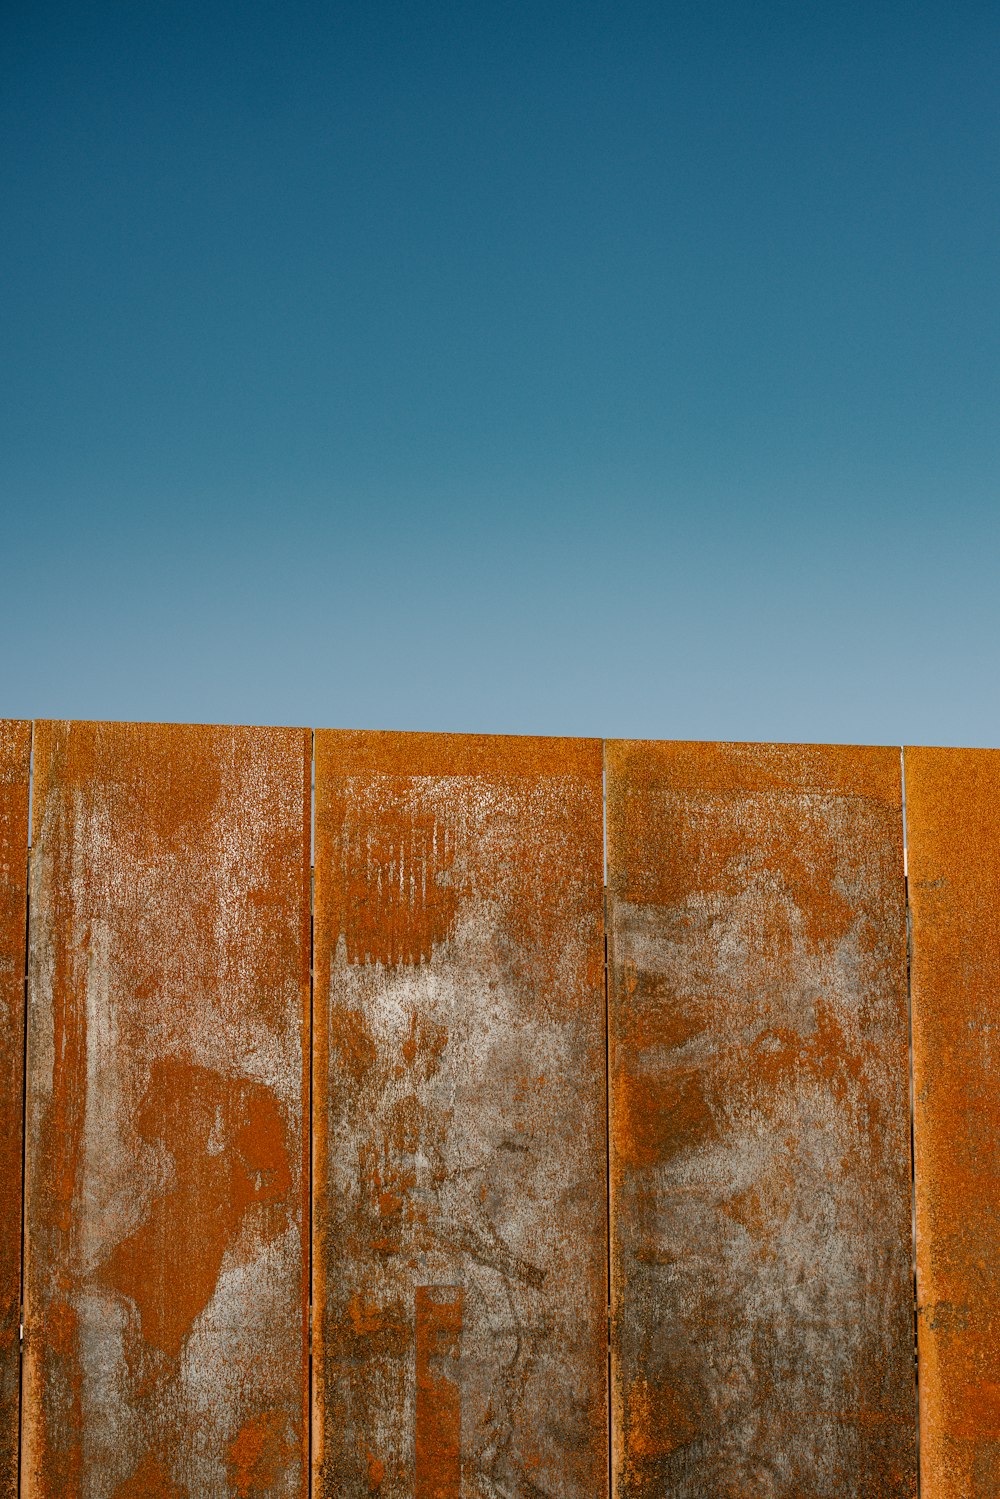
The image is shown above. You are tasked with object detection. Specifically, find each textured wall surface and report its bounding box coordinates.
[11,722,995,1495]
[906,747,1000,1497]
[22,721,311,1498]
[312,731,607,1499]
[0,722,30,1499]
[606,740,916,1498]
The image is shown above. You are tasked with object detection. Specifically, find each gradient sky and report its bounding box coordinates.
[2,1,998,743]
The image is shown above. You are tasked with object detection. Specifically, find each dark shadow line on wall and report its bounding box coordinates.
[900,746,921,1497]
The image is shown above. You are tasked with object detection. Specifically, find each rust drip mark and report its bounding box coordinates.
[414,1286,462,1499]
[98,1059,292,1358]
[339,812,457,967]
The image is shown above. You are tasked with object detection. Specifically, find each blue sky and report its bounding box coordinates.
[2,1,998,743]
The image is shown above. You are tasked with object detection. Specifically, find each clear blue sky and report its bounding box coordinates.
[2,1,998,744]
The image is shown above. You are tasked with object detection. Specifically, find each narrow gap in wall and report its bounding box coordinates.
[17,724,34,1499]
[602,746,613,1499]
[602,755,608,887]
[901,747,920,1492]
[25,737,32,853]
[308,732,315,1499]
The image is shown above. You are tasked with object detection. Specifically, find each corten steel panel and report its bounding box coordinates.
[0,722,30,1499]
[312,731,607,1499]
[606,740,915,1499]
[906,746,1000,1495]
[22,721,311,1498]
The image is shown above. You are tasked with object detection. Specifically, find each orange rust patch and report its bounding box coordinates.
[366,1450,386,1490]
[625,1377,698,1465]
[615,790,860,953]
[613,1068,717,1168]
[226,1410,293,1497]
[346,1293,384,1337]
[318,729,599,780]
[609,737,901,804]
[37,720,225,845]
[414,1287,462,1499]
[98,1059,292,1357]
[111,1454,186,1498]
[338,1293,408,1359]
[330,1005,377,1084]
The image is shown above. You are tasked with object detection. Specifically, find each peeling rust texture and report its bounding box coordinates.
[606,740,916,1499]
[313,731,607,1499]
[905,746,1000,1496]
[0,722,30,1499]
[22,721,311,1498]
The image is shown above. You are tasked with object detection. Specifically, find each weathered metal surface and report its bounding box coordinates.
[22,720,311,1498]
[906,746,1000,1495]
[0,722,30,1499]
[606,740,916,1498]
[312,730,607,1499]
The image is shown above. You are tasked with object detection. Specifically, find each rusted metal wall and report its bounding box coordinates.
[312,731,608,1499]
[906,746,1000,1496]
[0,722,30,1499]
[22,721,311,1498]
[14,721,1000,1496]
[606,740,916,1498]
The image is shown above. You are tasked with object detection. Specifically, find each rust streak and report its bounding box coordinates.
[227,1408,295,1496]
[414,1287,461,1499]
